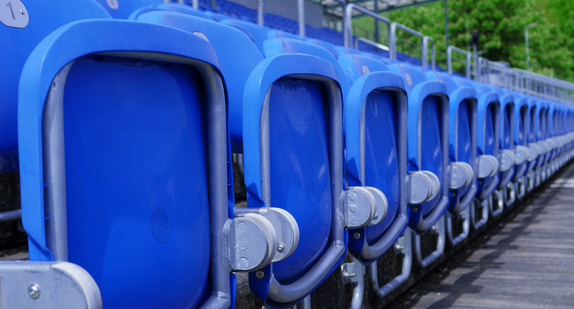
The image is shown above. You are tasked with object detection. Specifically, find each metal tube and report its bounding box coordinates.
[374,0,379,43]
[423,36,435,70]
[344,3,390,48]
[0,209,21,222]
[201,63,232,309]
[390,22,423,61]
[444,0,449,49]
[298,0,305,37]
[192,0,198,9]
[43,62,75,261]
[257,0,264,26]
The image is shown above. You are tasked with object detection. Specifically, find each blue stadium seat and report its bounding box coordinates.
[547,101,562,175]
[426,71,478,247]
[525,98,541,191]
[461,80,501,229]
[17,15,242,308]
[95,0,160,18]
[490,87,516,215]
[338,53,412,298]
[511,92,532,200]
[534,100,551,185]
[387,63,450,269]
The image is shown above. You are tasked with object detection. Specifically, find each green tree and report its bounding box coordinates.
[349,0,574,82]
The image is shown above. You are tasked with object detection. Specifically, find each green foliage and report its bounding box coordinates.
[352,0,574,82]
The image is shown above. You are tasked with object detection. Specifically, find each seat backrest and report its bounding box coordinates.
[339,53,408,262]
[388,63,450,231]
[527,99,538,144]
[18,17,227,309]
[94,0,161,18]
[221,18,271,51]
[513,93,529,147]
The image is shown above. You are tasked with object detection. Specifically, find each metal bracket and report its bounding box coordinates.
[343,187,377,229]
[364,186,388,227]
[233,207,299,263]
[407,171,440,205]
[527,143,540,162]
[0,261,101,309]
[340,259,362,286]
[340,257,365,309]
[514,145,529,165]
[477,155,499,178]
[225,213,277,271]
[449,161,474,190]
[536,141,549,157]
[498,149,516,172]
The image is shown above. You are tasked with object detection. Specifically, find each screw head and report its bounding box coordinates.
[255,270,265,279]
[28,284,40,299]
[277,243,285,253]
[19,9,25,14]
[353,232,361,240]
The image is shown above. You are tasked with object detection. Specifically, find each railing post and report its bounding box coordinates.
[298,0,305,37]
[257,0,264,26]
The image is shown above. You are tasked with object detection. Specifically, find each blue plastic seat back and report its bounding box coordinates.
[305,38,342,59]
[0,0,110,173]
[222,18,271,51]
[64,55,211,309]
[427,72,475,166]
[513,94,528,146]
[426,72,478,209]
[338,54,389,81]
[240,53,344,306]
[94,0,161,18]
[133,11,264,151]
[551,103,560,137]
[536,100,548,141]
[339,53,407,261]
[528,100,538,144]
[419,95,444,214]
[18,19,225,309]
[389,64,449,225]
[501,101,514,150]
[483,103,497,155]
[262,38,352,94]
[361,90,400,243]
[455,99,474,198]
[266,77,333,282]
[269,29,302,40]
[467,80,499,195]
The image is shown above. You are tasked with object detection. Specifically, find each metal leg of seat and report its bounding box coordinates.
[446,208,470,247]
[368,228,412,299]
[471,197,489,230]
[413,217,445,268]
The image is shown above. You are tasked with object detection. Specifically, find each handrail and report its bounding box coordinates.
[257,0,264,26]
[343,3,390,48]
[422,36,435,70]
[354,36,389,52]
[447,46,472,78]
[297,0,305,37]
[446,45,574,105]
[389,22,423,61]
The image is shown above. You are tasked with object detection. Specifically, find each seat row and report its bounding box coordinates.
[1,1,573,308]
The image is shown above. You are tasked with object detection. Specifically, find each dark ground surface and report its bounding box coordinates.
[387,163,574,309]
